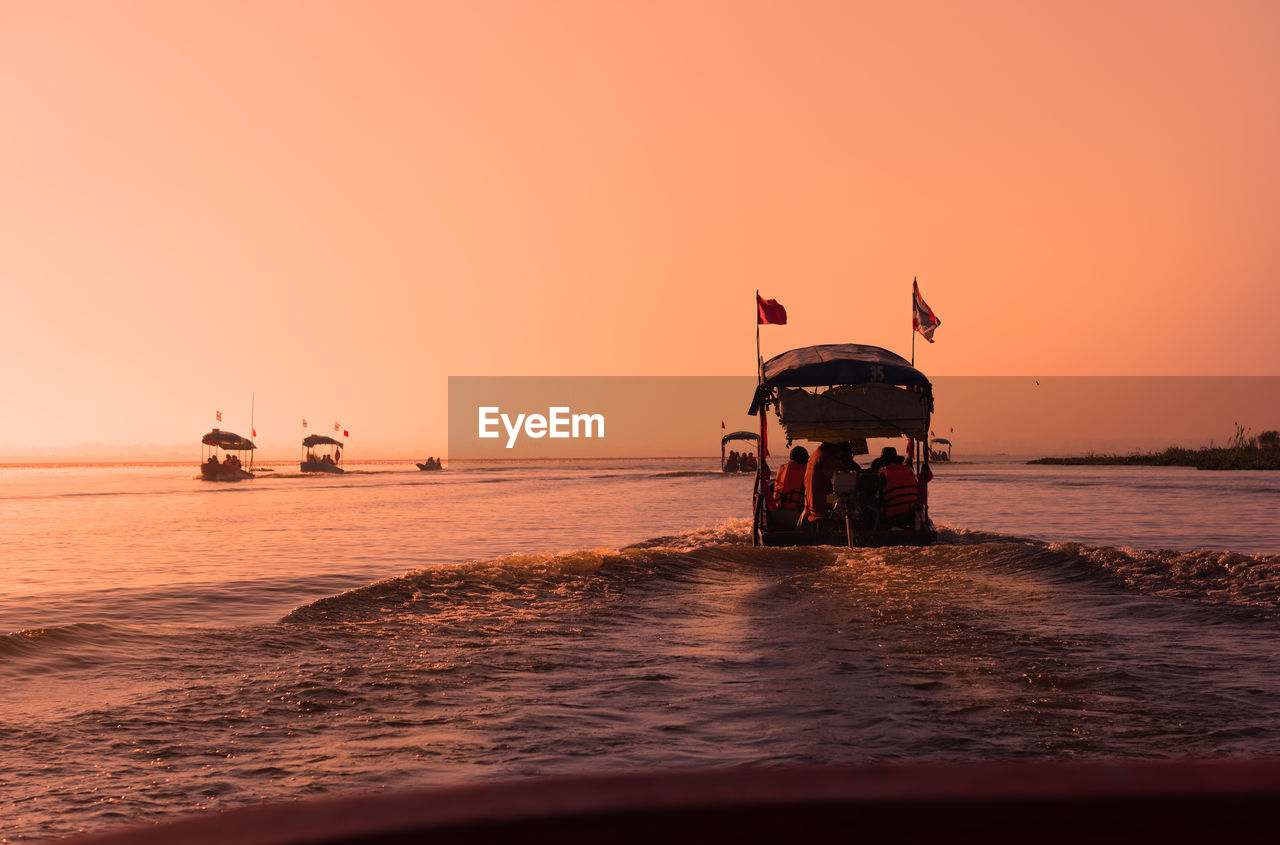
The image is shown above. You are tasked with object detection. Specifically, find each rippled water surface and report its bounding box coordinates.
[2,458,1279,841]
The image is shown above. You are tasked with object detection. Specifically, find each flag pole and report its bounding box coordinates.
[249,392,255,471]
[755,289,762,382]
[910,279,916,367]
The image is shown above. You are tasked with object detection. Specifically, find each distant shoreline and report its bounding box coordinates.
[1029,445,1280,471]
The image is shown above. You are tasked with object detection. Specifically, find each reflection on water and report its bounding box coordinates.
[1,459,1278,840]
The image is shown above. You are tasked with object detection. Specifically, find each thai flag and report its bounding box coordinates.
[912,278,941,343]
[215,410,222,422]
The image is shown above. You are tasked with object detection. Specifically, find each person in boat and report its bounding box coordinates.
[877,447,920,528]
[802,443,841,525]
[741,452,757,472]
[226,454,240,468]
[724,451,740,472]
[773,445,809,512]
[869,446,897,472]
[835,441,861,473]
[207,453,220,466]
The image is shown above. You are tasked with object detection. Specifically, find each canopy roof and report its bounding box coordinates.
[721,430,759,446]
[931,438,952,445]
[202,429,256,450]
[303,434,344,448]
[761,344,931,390]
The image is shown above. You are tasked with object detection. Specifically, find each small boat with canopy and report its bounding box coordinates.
[200,429,256,481]
[301,434,345,474]
[747,343,937,547]
[929,437,952,462]
[721,430,759,472]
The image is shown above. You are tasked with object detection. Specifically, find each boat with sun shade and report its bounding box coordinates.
[200,429,256,481]
[721,430,759,472]
[747,343,937,547]
[301,434,345,474]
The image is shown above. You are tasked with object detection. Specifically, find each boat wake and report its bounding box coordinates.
[283,520,1280,630]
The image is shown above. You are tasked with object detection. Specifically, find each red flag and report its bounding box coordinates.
[343,430,349,438]
[756,294,787,325]
[721,421,726,429]
[215,410,222,422]
[912,278,941,343]
[252,428,257,438]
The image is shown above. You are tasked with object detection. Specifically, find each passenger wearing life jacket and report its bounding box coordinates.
[724,451,740,472]
[803,443,840,523]
[773,446,809,511]
[877,446,919,525]
[741,452,757,472]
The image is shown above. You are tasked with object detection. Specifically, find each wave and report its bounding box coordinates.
[283,519,830,625]
[651,470,734,478]
[283,518,1280,629]
[0,622,136,670]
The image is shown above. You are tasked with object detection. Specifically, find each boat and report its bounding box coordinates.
[301,434,345,474]
[747,343,937,547]
[200,429,256,481]
[416,458,443,471]
[929,437,952,461]
[721,431,759,472]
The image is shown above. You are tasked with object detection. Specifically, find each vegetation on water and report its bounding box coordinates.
[1029,425,1280,470]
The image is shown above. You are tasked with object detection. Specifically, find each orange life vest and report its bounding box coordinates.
[773,461,805,509]
[880,463,919,517]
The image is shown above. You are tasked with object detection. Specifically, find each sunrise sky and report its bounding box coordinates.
[3,1,1277,457]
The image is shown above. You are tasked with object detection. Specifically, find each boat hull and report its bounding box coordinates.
[301,461,345,474]
[416,463,442,471]
[200,464,253,482]
[757,526,938,548]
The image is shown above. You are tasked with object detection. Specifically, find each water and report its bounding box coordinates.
[2,458,1279,841]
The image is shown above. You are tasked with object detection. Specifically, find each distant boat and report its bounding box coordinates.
[721,431,759,472]
[929,438,953,462]
[200,429,255,481]
[301,434,345,474]
[416,458,443,471]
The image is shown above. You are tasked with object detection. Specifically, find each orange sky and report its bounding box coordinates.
[3,1,1278,457]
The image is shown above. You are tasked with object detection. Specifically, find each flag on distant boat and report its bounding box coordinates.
[343,429,349,438]
[302,419,308,428]
[756,294,787,325]
[334,422,340,432]
[721,421,726,429]
[252,428,257,438]
[912,278,940,343]
[215,410,222,422]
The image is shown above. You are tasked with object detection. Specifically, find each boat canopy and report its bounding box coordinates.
[749,344,933,441]
[303,434,344,448]
[931,438,952,445]
[202,429,256,450]
[721,431,759,446]
[761,344,931,390]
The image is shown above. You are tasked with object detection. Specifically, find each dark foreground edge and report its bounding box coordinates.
[59,759,1280,844]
